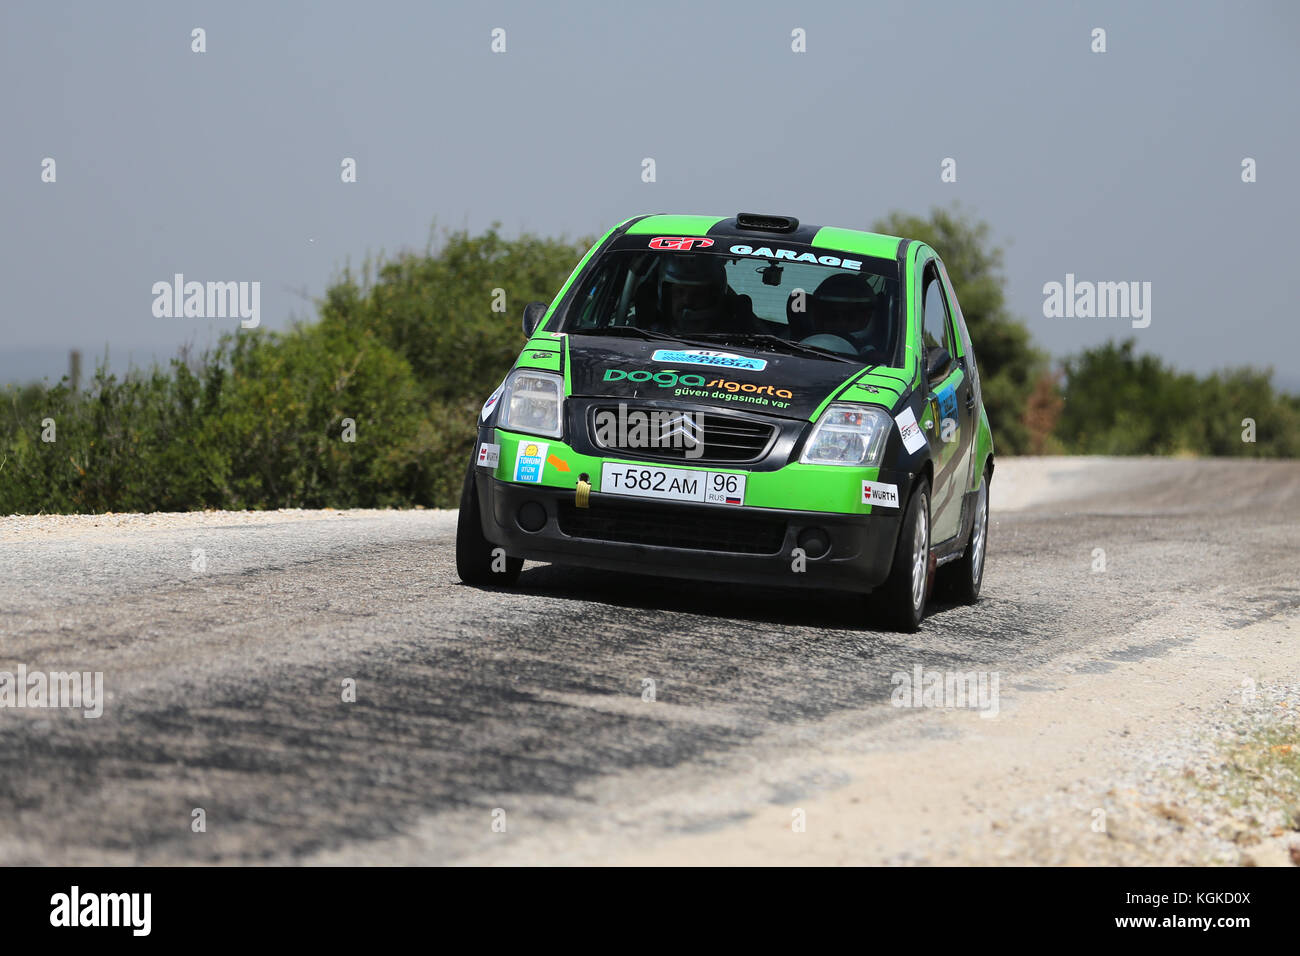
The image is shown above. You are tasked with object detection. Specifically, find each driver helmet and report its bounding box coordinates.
[658,254,728,334]
[810,273,877,342]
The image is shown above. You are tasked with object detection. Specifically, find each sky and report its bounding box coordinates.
[2,0,1297,389]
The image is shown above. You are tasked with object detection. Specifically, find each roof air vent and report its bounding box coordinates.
[735,213,799,233]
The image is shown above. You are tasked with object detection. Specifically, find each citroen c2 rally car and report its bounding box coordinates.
[456,213,994,630]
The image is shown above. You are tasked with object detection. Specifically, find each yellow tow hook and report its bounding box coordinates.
[575,474,591,509]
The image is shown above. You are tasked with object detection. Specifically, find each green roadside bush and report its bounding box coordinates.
[1,324,431,513]
[1056,339,1300,457]
[1,227,588,514]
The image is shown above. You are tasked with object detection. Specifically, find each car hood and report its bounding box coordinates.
[529,333,911,421]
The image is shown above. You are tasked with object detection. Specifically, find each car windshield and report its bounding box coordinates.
[556,246,902,365]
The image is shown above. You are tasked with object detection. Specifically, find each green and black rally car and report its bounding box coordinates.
[456,213,993,630]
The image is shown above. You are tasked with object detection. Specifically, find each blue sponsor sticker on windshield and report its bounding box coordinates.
[651,349,767,372]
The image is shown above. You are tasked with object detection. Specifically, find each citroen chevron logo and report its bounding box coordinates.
[591,404,705,460]
[659,414,702,446]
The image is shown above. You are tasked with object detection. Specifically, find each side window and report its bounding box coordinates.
[920,262,954,382]
[575,256,635,328]
[936,259,978,393]
[572,269,612,328]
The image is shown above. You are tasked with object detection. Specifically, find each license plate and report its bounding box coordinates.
[600,463,747,505]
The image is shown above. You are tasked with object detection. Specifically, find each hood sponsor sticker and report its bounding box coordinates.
[602,368,792,404]
[862,480,900,508]
[477,442,501,468]
[480,383,504,421]
[513,441,549,484]
[895,406,927,454]
[651,348,768,372]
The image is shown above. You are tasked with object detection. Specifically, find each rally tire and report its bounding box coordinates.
[456,463,523,586]
[941,470,989,604]
[876,478,931,632]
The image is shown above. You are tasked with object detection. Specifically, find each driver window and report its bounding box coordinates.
[921,263,954,380]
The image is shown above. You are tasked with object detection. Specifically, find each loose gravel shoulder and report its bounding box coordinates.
[0,507,453,541]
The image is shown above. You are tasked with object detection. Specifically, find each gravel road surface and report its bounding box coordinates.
[1,457,1297,865]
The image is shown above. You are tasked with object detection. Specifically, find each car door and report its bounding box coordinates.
[918,256,974,544]
[937,257,980,494]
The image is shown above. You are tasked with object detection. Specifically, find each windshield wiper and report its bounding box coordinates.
[571,327,860,365]
[570,325,680,341]
[570,326,733,351]
[688,332,860,364]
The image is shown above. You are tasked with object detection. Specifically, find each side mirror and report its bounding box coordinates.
[521,301,548,338]
[925,346,952,382]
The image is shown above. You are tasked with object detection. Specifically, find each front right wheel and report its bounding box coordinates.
[876,477,931,632]
[455,462,522,586]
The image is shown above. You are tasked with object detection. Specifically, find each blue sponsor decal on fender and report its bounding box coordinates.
[513,441,549,483]
[650,349,768,372]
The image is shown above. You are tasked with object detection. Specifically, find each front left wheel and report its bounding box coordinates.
[940,470,988,604]
[455,463,522,586]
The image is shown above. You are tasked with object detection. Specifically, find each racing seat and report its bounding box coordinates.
[849,289,892,359]
[633,275,668,332]
[724,292,759,335]
[786,289,813,341]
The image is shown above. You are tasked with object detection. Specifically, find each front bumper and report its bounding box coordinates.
[475,467,906,593]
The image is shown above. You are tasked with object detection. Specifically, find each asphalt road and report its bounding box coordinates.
[1,457,1297,865]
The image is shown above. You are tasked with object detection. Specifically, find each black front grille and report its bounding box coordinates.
[557,500,787,554]
[589,406,776,463]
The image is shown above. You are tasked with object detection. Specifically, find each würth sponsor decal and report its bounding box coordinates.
[477,442,501,468]
[151,274,261,328]
[49,886,151,936]
[861,480,900,508]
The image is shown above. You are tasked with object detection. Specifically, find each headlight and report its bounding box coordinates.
[800,404,892,467]
[498,369,564,438]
